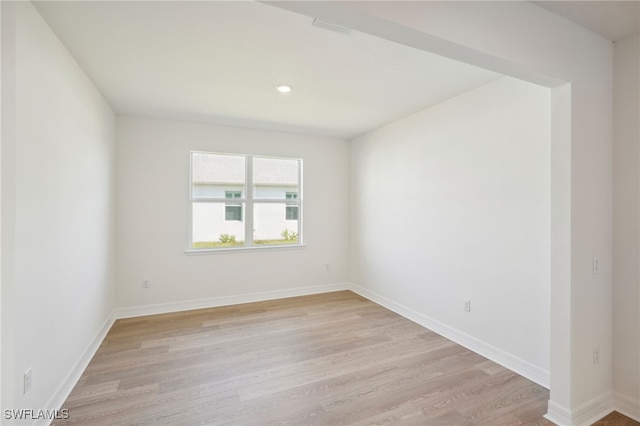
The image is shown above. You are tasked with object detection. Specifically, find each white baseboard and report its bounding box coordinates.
[545,392,614,426]
[114,282,350,319]
[36,312,116,426]
[614,392,640,422]
[572,392,614,426]
[348,283,550,389]
[545,400,573,426]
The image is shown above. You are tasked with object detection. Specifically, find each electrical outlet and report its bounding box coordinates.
[142,280,150,289]
[592,257,600,275]
[324,264,330,272]
[463,299,471,312]
[593,346,600,364]
[24,368,32,394]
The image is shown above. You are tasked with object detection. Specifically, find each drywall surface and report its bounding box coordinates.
[362,2,612,414]
[115,116,349,308]
[3,1,116,419]
[1,2,16,417]
[613,33,640,412]
[276,1,612,418]
[350,77,551,378]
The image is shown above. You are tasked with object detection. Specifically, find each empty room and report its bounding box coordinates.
[1,1,639,425]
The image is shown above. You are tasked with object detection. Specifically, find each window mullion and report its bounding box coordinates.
[297,159,303,244]
[189,152,195,247]
[245,156,254,246]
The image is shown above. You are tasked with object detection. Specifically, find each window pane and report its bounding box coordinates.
[192,202,245,248]
[253,157,299,200]
[285,191,298,220]
[192,153,245,199]
[253,203,299,245]
[190,152,301,250]
[224,190,243,222]
[286,205,298,221]
[225,204,242,221]
[225,191,242,199]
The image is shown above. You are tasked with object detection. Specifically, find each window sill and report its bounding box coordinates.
[184,244,306,255]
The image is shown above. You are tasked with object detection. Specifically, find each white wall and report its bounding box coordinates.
[1,2,15,417]
[0,2,622,424]
[275,2,613,421]
[1,1,116,420]
[613,33,640,416]
[350,77,550,381]
[115,116,349,308]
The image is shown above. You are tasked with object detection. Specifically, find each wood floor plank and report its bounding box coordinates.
[592,411,640,426]
[53,291,552,425]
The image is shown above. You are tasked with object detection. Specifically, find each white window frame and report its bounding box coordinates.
[188,152,303,251]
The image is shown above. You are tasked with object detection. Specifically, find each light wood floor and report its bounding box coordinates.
[54,291,553,425]
[593,412,640,426]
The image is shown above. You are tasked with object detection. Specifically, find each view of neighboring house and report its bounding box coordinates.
[191,152,301,246]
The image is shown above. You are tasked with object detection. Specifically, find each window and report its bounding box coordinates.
[285,192,298,220]
[190,152,302,249]
[225,191,242,221]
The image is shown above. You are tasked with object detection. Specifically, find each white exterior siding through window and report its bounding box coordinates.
[191,152,301,248]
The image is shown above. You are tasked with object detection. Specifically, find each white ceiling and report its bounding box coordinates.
[533,1,639,42]
[34,1,638,140]
[33,1,502,140]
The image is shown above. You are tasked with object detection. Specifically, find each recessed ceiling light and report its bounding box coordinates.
[276,84,292,94]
